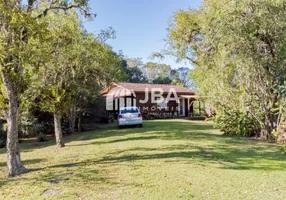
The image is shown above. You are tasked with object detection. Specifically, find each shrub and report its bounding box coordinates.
[19,122,45,138]
[213,109,258,137]
[37,132,47,142]
[148,113,174,119]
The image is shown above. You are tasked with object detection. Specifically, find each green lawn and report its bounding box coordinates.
[1,119,286,200]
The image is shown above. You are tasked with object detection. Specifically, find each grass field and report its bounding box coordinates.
[1,119,286,200]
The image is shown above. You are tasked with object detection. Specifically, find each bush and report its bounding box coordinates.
[213,109,258,137]
[37,132,47,142]
[146,113,174,120]
[19,122,45,138]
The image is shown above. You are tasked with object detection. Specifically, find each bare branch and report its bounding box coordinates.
[34,3,94,20]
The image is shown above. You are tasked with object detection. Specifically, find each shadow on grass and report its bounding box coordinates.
[0,159,45,188]
[2,120,216,152]
[21,122,150,150]
[52,120,286,172]
[2,119,286,191]
[49,144,286,171]
[68,120,221,146]
[45,118,286,171]
[36,168,115,186]
[0,158,47,168]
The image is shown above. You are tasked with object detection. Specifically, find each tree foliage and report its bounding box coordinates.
[25,10,123,147]
[0,0,123,176]
[152,76,172,84]
[141,62,171,82]
[121,57,148,83]
[168,0,286,141]
[0,0,90,177]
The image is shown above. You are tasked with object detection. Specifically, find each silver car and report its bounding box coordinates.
[118,107,143,128]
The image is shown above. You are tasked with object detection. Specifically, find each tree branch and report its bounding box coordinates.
[27,0,35,12]
[186,56,198,65]
[34,3,93,20]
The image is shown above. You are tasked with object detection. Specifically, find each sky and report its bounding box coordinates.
[83,0,202,69]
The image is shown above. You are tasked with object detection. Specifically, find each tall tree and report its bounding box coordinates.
[122,57,148,83]
[141,62,171,82]
[29,11,122,147]
[169,69,184,86]
[35,11,83,148]
[126,57,143,68]
[68,40,123,133]
[0,0,90,177]
[168,0,286,140]
[176,67,192,87]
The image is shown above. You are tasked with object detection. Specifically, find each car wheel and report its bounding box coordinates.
[118,125,122,129]
[139,124,143,128]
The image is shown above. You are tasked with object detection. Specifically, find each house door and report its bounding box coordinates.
[179,98,185,116]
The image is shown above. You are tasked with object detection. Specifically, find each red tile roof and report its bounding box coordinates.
[101,82,195,95]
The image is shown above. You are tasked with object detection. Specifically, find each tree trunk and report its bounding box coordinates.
[277,129,286,144]
[258,111,277,142]
[54,112,65,148]
[1,72,28,177]
[260,98,278,142]
[77,116,82,132]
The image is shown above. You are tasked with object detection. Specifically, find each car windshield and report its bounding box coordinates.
[120,108,138,114]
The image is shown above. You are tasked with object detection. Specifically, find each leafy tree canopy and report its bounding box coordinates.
[168,0,286,141]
